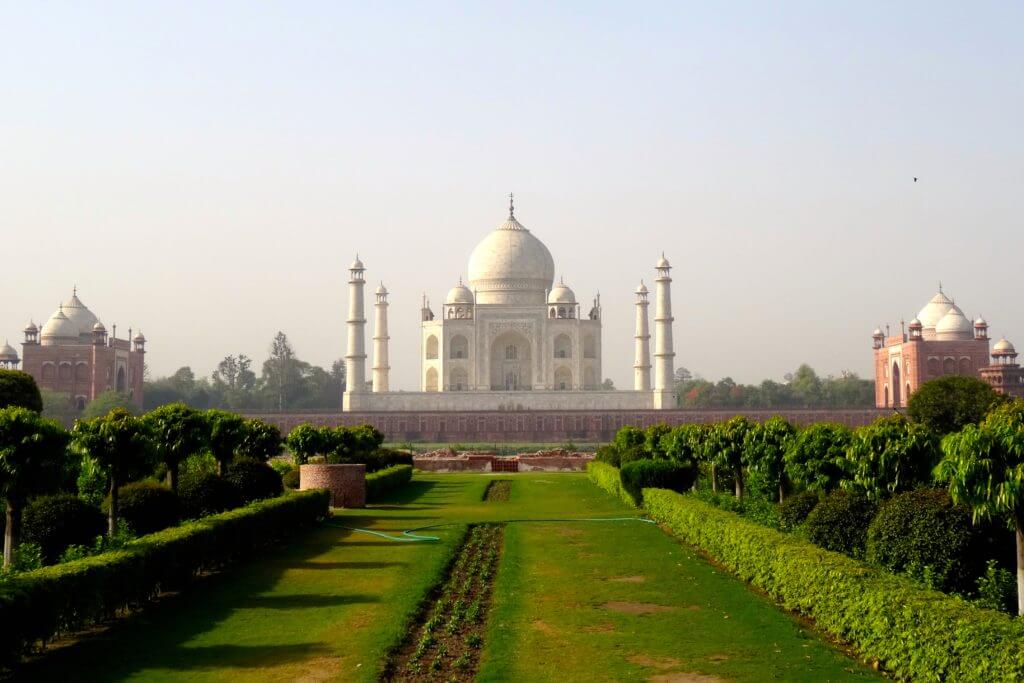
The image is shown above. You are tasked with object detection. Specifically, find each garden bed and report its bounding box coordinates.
[482,480,511,502]
[385,524,504,681]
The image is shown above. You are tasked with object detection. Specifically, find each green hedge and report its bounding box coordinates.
[619,459,696,505]
[586,461,635,508]
[641,488,1024,681]
[366,465,413,502]
[0,489,329,666]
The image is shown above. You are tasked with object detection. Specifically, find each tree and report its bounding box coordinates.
[784,422,852,494]
[707,416,755,499]
[237,419,282,462]
[285,423,327,465]
[844,414,939,501]
[205,409,248,475]
[0,370,43,412]
[644,424,672,459]
[264,332,296,411]
[907,376,1003,435]
[71,408,153,536]
[82,390,139,419]
[144,403,209,491]
[743,416,797,503]
[936,400,1024,615]
[661,424,705,468]
[39,389,78,427]
[0,407,69,566]
[601,378,616,391]
[789,364,822,406]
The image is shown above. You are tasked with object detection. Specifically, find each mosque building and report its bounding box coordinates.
[343,199,678,411]
[12,289,146,409]
[872,287,1023,408]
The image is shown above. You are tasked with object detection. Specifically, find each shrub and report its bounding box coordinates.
[282,468,300,490]
[907,375,1003,435]
[976,560,1017,614]
[784,423,852,494]
[865,489,978,593]
[0,369,43,412]
[224,460,283,504]
[107,481,180,536]
[178,472,241,520]
[619,458,696,505]
[22,494,105,564]
[360,448,414,474]
[366,465,413,502]
[803,490,876,558]
[778,491,819,531]
[642,489,1024,681]
[0,490,329,665]
[586,461,633,507]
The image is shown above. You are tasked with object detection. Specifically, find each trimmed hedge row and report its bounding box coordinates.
[641,488,1024,681]
[0,489,329,666]
[586,461,636,508]
[366,465,413,502]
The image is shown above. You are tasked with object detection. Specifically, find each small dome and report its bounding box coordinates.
[133,331,146,343]
[548,279,576,305]
[872,328,884,337]
[23,320,37,333]
[635,281,648,295]
[908,318,923,329]
[917,290,955,329]
[92,321,106,332]
[935,306,974,340]
[40,307,80,343]
[445,282,474,305]
[0,340,18,362]
[974,316,988,327]
[376,283,388,295]
[350,256,364,270]
[656,254,671,268]
[993,338,1016,354]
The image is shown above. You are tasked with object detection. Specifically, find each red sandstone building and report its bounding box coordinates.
[873,289,1023,408]
[12,289,146,410]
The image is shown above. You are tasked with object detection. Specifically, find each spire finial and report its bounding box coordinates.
[73,284,77,296]
[939,280,943,294]
[509,192,514,218]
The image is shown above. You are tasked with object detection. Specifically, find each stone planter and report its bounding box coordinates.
[300,463,366,508]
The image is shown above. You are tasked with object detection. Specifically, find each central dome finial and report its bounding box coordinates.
[508,192,514,218]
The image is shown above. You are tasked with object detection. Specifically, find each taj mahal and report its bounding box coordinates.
[342,198,678,412]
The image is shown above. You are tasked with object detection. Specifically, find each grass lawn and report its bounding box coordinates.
[22,474,876,681]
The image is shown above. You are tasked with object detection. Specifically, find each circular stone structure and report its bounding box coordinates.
[300,463,366,508]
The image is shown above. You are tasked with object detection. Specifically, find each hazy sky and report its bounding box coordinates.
[2,2,1021,390]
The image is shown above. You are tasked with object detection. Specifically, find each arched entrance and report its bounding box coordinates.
[891,362,901,407]
[490,331,532,390]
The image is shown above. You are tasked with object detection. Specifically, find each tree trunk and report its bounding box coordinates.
[108,471,118,537]
[778,482,785,505]
[167,462,179,492]
[710,464,718,494]
[1016,519,1024,617]
[218,458,227,476]
[734,468,744,500]
[4,502,20,568]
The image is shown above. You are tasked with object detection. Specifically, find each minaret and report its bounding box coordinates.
[653,254,675,408]
[372,282,390,392]
[343,256,367,409]
[633,281,651,390]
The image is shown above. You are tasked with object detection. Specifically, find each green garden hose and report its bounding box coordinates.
[325,516,656,543]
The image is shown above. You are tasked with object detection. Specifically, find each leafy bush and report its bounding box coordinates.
[844,414,940,501]
[22,494,105,565]
[178,472,241,520]
[0,369,43,412]
[619,458,696,505]
[586,461,634,508]
[282,468,300,490]
[975,560,1018,614]
[360,448,414,473]
[106,481,180,536]
[784,423,852,493]
[907,375,1003,435]
[0,490,329,665]
[865,489,978,593]
[224,460,283,504]
[366,465,413,502]
[803,490,876,558]
[641,489,1024,681]
[778,491,820,531]
[75,455,108,507]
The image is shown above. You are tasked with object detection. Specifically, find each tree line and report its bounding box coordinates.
[144,332,347,412]
[673,364,874,408]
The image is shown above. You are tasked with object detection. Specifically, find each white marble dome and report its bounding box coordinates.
[548,279,576,305]
[0,340,18,362]
[935,305,973,340]
[61,291,99,335]
[467,212,555,305]
[993,338,1016,354]
[446,282,474,305]
[40,307,79,344]
[917,291,955,329]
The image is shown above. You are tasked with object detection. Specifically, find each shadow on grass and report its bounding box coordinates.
[240,593,381,609]
[289,560,408,570]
